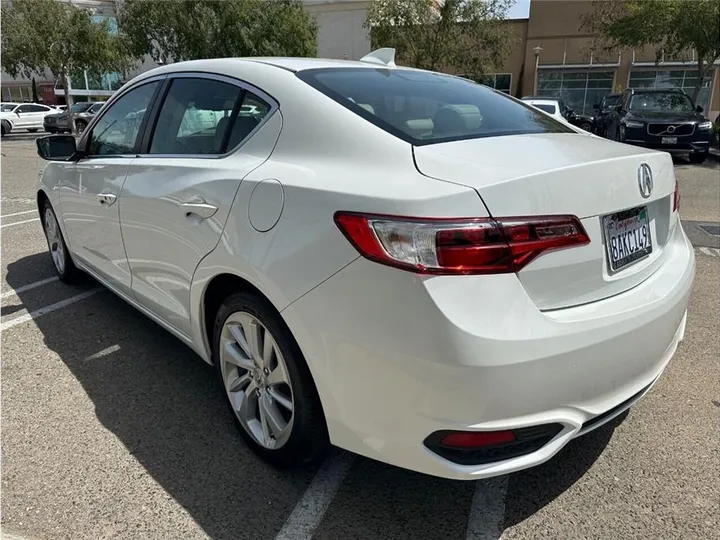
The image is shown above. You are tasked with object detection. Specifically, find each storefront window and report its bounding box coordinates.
[537,70,615,115]
[628,69,714,112]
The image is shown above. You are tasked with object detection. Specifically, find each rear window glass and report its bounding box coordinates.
[532,103,557,114]
[297,68,571,145]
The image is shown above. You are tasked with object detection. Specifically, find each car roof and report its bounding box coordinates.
[628,88,684,93]
[522,98,560,104]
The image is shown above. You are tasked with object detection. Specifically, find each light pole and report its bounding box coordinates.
[533,45,543,94]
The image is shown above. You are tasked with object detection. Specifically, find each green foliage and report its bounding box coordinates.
[365,0,515,77]
[118,0,318,63]
[583,0,720,103]
[1,0,134,84]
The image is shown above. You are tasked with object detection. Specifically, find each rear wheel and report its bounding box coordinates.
[41,200,80,283]
[689,151,708,164]
[1,122,8,137]
[213,292,328,467]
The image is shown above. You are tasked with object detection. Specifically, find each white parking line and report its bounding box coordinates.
[1,217,40,228]
[1,289,100,331]
[465,476,509,540]
[1,277,59,299]
[698,247,720,258]
[1,209,37,218]
[275,451,355,540]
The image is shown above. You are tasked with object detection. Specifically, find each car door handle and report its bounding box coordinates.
[97,193,117,206]
[180,201,218,220]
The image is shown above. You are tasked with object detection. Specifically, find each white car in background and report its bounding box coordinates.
[521,96,568,122]
[0,102,58,136]
[34,50,694,480]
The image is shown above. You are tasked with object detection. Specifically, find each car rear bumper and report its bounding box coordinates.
[281,220,695,480]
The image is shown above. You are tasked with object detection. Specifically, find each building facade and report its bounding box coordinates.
[511,0,719,120]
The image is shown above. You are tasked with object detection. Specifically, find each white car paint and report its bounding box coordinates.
[37,55,695,480]
[0,102,57,134]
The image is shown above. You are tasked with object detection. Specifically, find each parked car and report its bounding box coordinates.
[604,88,713,163]
[520,95,593,132]
[35,51,695,480]
[591,93,621,135]
[44,101,105,134]
[0,102,57,136]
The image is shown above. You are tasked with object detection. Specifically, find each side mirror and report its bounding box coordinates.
[593,103,600,111]
[36,135,80,161]
[696,105,703,113]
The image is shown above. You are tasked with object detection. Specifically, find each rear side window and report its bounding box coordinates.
[533,103,557,114]
[148,78,271,155]
[297,68,572,145]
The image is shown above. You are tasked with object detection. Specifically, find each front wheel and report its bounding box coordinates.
[580,122,593,132]
[1,122,8,137]
[75,120,87,134]
[213,292,329,467]
[41,200,80,283]
[689,151,708,164]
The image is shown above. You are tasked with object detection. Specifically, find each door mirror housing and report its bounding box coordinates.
[696,105,703,113]
[36,135,82,161]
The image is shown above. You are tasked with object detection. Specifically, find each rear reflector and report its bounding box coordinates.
[334,212,590,275]
[425,424,564,465]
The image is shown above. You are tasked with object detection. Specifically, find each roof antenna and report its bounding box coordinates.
[359,48,396,67]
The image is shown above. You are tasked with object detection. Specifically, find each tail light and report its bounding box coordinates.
[334,212,590,275]
[673,180,680,212]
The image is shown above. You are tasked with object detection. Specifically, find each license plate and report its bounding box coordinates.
[661,136,677,144]
[603,206,652,272]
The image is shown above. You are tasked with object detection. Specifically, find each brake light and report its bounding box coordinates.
[334,212,590,275]
[673,180,680,212]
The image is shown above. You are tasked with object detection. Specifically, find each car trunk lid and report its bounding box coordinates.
[413,133,678,310]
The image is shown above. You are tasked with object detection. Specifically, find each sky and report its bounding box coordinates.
[507,0,531,19]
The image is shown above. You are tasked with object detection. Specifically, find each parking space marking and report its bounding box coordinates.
[1,288,100,331]
[1,209,37,218]
[275,451,355,540]
[1,217,40,228]
[465,476,508,540]
[1,277,59,299]
[698,247,720,258]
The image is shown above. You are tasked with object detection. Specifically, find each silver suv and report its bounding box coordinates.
[43,101,105,134]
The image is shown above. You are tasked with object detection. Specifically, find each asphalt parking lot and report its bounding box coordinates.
[1,134,719,540]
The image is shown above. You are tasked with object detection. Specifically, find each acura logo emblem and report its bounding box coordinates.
[638,163,653,198]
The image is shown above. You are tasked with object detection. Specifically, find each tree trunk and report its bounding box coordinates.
[31,78,39,102]
[692,57,705,110]
[60,71,75,135]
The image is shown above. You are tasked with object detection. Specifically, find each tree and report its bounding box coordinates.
[583,0,720,105]
[364,0,515,78]
[118,0,318,63]
[1,0,136,132]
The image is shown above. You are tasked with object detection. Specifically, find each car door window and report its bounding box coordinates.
[88,82,159,157]
[15,105,32,114]
[148,78,271,155]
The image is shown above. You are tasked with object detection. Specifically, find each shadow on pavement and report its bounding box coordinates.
[6,251,623,539]
[6,252,318,540]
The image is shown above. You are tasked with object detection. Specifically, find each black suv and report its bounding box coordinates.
[604,88,713,163]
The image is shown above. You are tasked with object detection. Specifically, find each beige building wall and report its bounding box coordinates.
[517,0,719,119]
[305,0,371,60]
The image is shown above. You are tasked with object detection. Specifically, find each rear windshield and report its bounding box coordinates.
[629,92,693,112]
[532,103,557,114]
[602,95,619,107]
[297,68,572,145]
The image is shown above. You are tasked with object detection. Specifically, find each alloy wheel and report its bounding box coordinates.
[220,312,295,449]
[44,208,66,274]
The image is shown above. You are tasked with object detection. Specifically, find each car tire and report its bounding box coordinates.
[689,152,708,164]
[213,291,329,467]
[75,120,87,134]
[580,122,592,132]
[41,200,81,283]
[1,121,8,137]
[28,128,38,133]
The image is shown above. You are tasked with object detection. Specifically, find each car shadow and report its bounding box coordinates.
[5,251,319,540]
[5,251,623,539]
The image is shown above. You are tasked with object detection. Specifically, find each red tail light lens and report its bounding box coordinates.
[673,180,680,212]
[439,430,516,449]
[334,212,590,275]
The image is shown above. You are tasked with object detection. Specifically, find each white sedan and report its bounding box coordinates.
[1,102,58,136]
[35,50,694,480]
